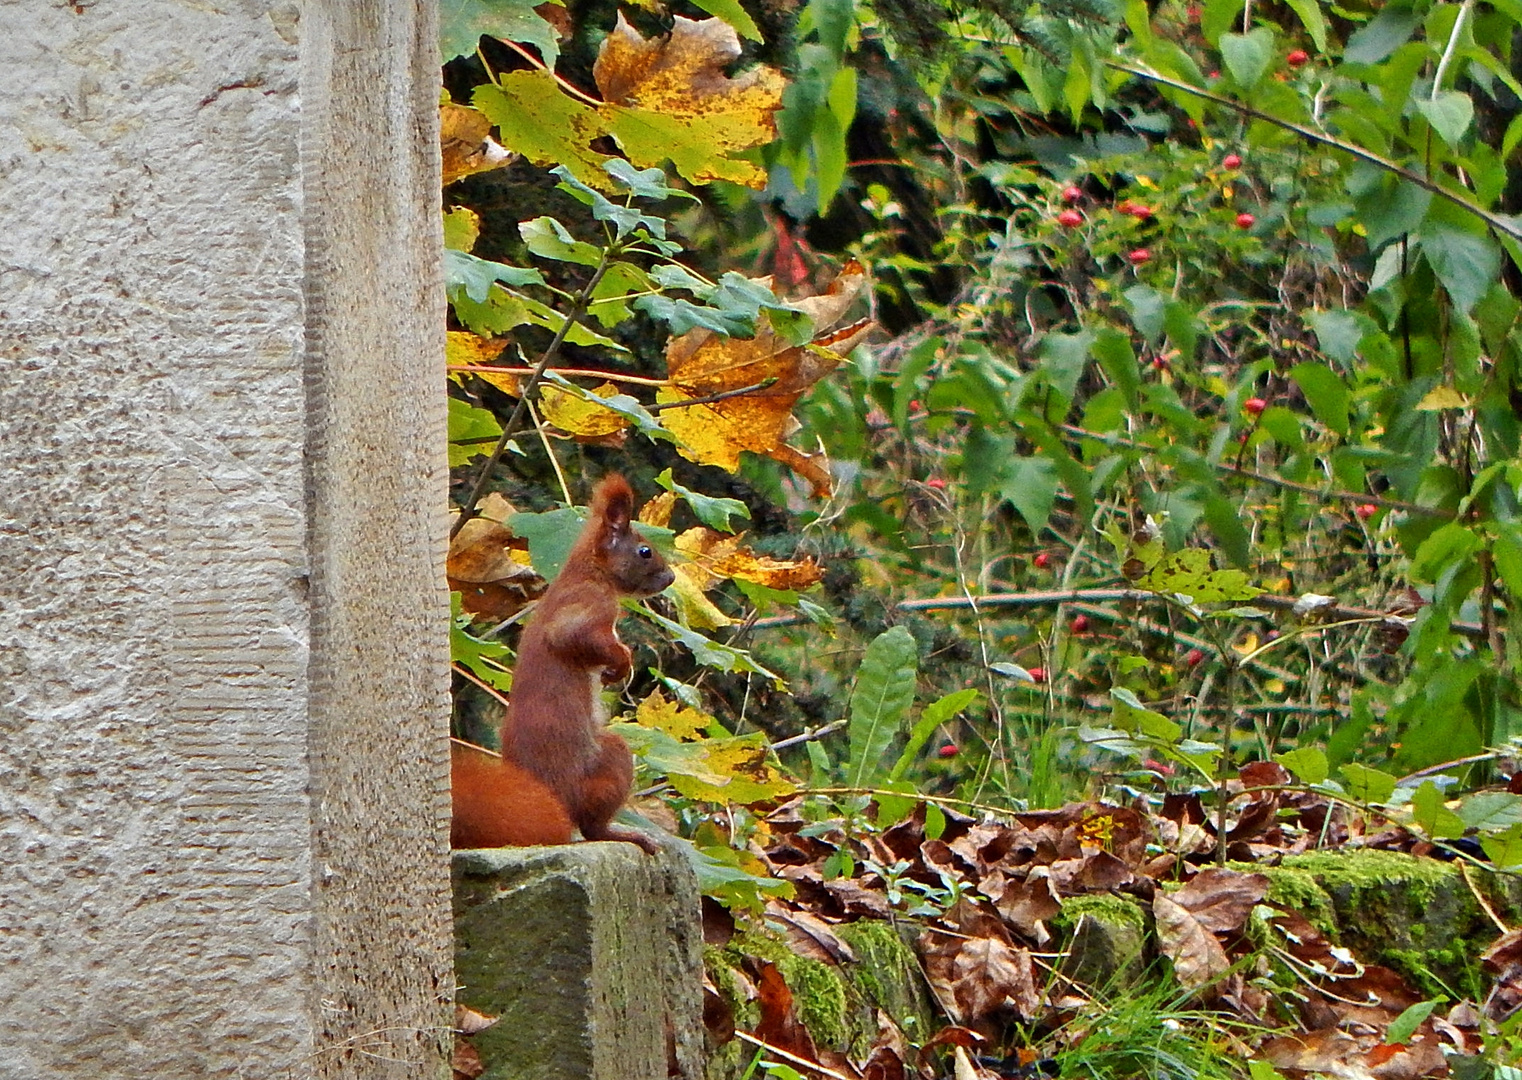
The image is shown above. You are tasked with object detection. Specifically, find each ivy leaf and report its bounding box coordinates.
[848,626,919,788]
[1416,91,1474,150]
[440,0,563,66]
[1219,28,1275,90]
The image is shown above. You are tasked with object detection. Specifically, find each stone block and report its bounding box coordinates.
[454,843,705,1080]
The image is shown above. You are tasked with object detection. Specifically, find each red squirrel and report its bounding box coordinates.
[451,475,673,854]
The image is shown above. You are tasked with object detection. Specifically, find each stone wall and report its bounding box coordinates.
[0,2,452,1076]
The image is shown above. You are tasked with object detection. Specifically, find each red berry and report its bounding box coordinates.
[1057,209,1084,228]
[1034,552,1050,569]
[1208,70,1220,79]
[1244,397,1267,415]
[1029,667,1046,683]
[926,477,946,490]
[1062,185,1083,203]
[938,743,959,758]
[1186,4,1200,21]
[1072,615,1090,633]
[1152,357,1169,371]
[1236,212,1256,229]
[1287,49,1309,67]
[1222,153,1242,169]
[1128,248,1152,265]
[909,399,922,412]
[1186,648,1205,667]
[1356,503,1378,521]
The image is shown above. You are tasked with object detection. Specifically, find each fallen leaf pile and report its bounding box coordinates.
[700,772,1514,1080]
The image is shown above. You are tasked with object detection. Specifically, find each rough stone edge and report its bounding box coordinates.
[302,1,455,1076]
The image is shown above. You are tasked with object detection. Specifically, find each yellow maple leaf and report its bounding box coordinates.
[666,735,797,804]
[446,330,519,396]
[658,263,872,495]
[635,689,713,740]
[675,528,822,591]
[670,563,735,629]
[639,490,678,528]
[539,381,632,438]
[593,15,784,188]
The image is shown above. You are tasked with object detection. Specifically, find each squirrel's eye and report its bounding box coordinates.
[637,545,652,558]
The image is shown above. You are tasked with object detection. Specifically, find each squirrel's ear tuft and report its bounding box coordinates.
[591,474,634,530]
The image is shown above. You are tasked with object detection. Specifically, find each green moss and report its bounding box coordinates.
[776,952,851,1049]
[1266,850,1493,999]
[836,921,936,1042]
[1237,863,1335,934]
[1053,894,1147,935]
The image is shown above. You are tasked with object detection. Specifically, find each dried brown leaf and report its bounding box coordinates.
[1153,893,1232,989]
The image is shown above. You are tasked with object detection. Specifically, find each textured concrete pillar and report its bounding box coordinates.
[0,2,451,1077]
[453,845,706,1080]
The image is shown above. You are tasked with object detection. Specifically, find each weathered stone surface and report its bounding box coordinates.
[0,1,451,1076]
[454,843,706,1080]
[1055,894,1149,988]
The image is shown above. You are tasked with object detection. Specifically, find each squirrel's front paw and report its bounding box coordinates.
[601,644,634,685]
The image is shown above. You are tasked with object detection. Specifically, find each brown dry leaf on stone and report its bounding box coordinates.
[442,103,515,186]
[1169,867,1269,934]
[765,902,858,965]
[593,15,785,188]
[658,263,872,495]
[921,899,1042,1025]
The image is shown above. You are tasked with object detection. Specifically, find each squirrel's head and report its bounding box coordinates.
[591,475,675,597]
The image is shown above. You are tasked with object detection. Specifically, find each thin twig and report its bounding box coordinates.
[449,363,670,387]
[771,719,847,751]
[1106,60,1522,243]
[646,378,778,412]
[734,1032,853,1080]
[451,252,615,539]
